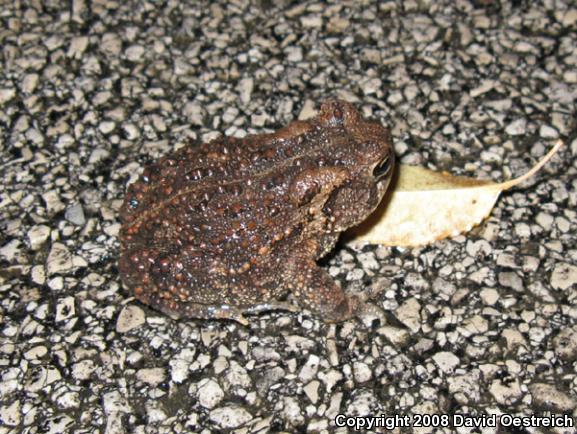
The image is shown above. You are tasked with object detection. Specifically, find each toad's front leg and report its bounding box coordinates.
[283,255,360,322]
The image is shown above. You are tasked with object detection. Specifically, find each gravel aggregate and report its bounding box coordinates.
[1,0,576,433]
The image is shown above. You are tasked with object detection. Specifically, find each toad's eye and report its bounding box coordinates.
[373,155,392,180]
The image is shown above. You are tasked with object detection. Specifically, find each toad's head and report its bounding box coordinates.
[315,100,395,231]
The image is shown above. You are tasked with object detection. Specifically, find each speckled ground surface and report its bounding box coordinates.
[1,1,576,433]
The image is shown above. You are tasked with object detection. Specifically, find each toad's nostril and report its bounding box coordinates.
[333,107,343,121]
[326,105,344,126]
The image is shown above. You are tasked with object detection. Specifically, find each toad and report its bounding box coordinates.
[119,100,394,324]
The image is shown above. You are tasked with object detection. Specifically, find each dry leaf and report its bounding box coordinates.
[348,140,563,247]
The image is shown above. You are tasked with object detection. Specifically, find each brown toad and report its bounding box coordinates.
[119,100,394,324]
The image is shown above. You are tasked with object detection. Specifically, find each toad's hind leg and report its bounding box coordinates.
[181,303,250,325]
[134,288,250,325]
[244,301,299,314]
[152,296,298,325]
[284,257,360,322]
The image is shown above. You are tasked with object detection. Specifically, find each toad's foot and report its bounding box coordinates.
[151,298,250,326]
[284,257,362,322]
[209,305,250,326]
